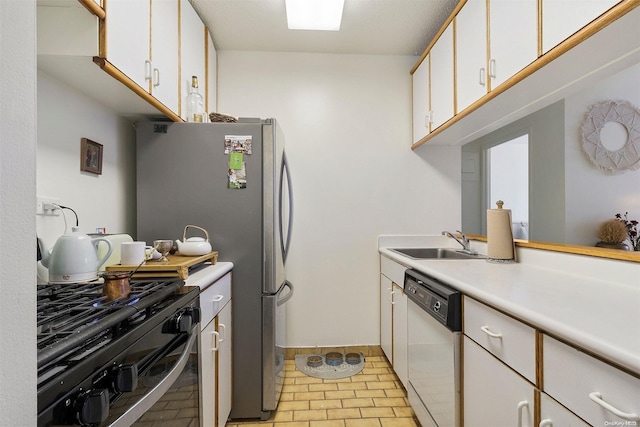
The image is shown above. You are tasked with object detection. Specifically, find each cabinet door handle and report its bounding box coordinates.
[589,392,640,421]
[218,323,226,343]
[479,68,486,86]
[212,295,224,302]
[480,325,502,338]
[539,419,553,427]
[144,60,152,81]
[517,400,529,427]
[489,59,496,78]
[153,68,160,87]
[424,113,430,128]
[211,330,220,352]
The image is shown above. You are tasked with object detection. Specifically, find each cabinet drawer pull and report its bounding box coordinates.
[517,400,529,427]
[212,295,224,302]
[211,331,220,352]
[153,68,160,87]
[539,419,553,427]
[589,392,640,421]
[218,323,226,343]
[489,59,496,78]
[144,60,152,81]
[480,325,502,338]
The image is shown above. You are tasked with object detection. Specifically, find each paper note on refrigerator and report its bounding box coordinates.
[229,152,243,169]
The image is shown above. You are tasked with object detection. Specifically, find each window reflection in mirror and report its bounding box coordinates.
[462,62,640,248]
[488,135,529,239]
[462,99,565,244]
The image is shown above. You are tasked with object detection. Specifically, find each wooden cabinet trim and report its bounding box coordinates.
[466,234,640,263]
[92,57,183,122]
[78,0,106,20]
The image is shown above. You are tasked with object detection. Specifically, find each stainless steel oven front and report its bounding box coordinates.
[37,284,201,427]
[405,269,462,427]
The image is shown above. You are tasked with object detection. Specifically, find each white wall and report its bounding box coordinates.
[218,51,461,347]
[0,0,37,424]
[564,63,640,247]
[36,71,137,263]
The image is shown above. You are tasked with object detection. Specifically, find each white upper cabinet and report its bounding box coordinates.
[488,0,538,89]
[180,0,206,120]
[541,0,620,53]
[206,29,217,115]
[455,0,488,114]
[412,55,430,144]
[151,0,179,113]
[104,0,151,91]
[429,23,455,129]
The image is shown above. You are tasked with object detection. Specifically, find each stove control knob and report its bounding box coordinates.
[114,364,138,393]
[76,389,109,425]
[433,301,441,312]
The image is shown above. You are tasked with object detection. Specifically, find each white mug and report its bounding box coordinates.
[121,241,146,265]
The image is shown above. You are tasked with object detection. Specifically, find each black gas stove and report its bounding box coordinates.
[37,279,201,427]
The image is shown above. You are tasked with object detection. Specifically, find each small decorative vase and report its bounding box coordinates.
[595,241,630,250]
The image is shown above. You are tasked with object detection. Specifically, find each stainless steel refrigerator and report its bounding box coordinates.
[135,118,293,420]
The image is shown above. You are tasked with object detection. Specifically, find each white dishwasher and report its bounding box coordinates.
[405,269,462,427]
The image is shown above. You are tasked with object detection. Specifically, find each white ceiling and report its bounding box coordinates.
[190,0,458,56]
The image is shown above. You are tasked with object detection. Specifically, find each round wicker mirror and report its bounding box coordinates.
[580,100,640,174]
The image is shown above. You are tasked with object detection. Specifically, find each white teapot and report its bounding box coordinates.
[175,225,212,256]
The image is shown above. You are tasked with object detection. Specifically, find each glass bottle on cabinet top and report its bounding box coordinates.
[186,75,205,123]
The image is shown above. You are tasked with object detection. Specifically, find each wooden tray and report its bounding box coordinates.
[105,251,218,280]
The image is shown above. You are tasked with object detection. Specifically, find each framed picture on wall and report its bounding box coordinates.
[80,138,103,175]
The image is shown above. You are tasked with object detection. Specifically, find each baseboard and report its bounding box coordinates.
[284,345,384,360]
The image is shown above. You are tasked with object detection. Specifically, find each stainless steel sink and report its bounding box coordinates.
[389,247,486,260]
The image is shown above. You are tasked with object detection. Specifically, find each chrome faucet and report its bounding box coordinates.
[442,230,477,255]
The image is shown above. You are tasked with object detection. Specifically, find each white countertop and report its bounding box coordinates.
[184,261,233,290]
[378,236,640,376]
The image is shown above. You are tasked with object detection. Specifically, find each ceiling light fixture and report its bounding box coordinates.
[285,0,345,31]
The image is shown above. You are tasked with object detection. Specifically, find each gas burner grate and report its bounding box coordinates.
[36,279,185,377]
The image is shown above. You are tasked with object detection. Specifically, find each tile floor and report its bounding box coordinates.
[226,352,418,427]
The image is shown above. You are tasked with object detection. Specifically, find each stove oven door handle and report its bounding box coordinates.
[107,324,198,427]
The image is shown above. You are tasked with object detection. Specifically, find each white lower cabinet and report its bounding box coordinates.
[380,274,393,362]
[464,297,536,384]
[216,302,232,427]
[539,393,590,427]
[543,335,640,426]
[463,336,535,427]
[379,256,407,387]
[391,282,407,387]
[199,272,232,427]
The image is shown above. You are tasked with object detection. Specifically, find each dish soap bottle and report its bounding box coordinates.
[185,75,205,123]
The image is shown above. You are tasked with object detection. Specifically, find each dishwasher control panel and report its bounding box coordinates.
[404,269,462,331]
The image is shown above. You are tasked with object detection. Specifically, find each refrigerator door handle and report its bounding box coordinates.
[277,281,294,306]
[279,152,294,263]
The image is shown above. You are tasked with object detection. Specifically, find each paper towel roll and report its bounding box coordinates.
[487,200,516,262]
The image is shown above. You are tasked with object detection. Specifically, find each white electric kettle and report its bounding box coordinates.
[39,227,113,284]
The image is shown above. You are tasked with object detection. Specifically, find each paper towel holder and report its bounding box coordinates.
[487,199,517,263]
